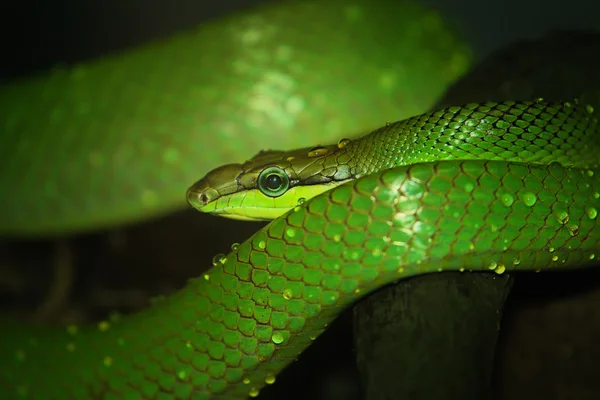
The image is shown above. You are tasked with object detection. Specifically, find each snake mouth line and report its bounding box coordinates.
[189,184,344,221]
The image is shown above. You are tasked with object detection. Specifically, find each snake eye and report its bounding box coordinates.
[258,167,290,197]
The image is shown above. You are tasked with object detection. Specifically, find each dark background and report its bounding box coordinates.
[2,0,600,79]
[1,1,600,399]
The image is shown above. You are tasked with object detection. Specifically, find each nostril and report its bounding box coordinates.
[187,186,219,210]
[199,193,208,204]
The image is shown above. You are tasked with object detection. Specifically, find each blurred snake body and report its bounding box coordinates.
[1,1,600,400]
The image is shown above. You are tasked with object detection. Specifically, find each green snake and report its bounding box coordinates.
[1,1,600,399]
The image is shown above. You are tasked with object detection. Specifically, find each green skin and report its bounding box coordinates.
[0,0,468,236]
[1,1,600,400]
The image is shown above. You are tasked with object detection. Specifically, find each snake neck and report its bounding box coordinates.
[342,98,600,177]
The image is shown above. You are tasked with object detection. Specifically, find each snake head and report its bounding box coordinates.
[187,141,357,221]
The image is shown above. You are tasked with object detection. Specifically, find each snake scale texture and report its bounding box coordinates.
[1,1,599,399]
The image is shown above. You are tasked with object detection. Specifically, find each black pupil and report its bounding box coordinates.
[265,174,282,190]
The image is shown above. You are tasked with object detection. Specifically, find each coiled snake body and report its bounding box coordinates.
[1,1,599,399]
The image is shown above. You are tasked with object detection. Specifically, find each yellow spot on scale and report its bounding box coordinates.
[285,228,296,238]
[307,147,329,157]
[568,225,579,237]
[493,264,506,275]
[212,254,226,266]
[249,388,260,397]
[522,192,537,206]
[265,374,276,385]
[499,193,514,207]
[587,207,598,219]
[283,288,293,300]
[177,370,188,380]
[243,377,251,384]
[203,274,210,281]
[271,332,284,344]
[337,138,351,148]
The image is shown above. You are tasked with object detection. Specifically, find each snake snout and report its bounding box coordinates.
[186,163,243,212]
[186,186,219,210]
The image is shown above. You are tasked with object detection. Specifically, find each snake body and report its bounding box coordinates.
[0,0,467,236]
[1,1,600,400]
[4,98,600,399]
